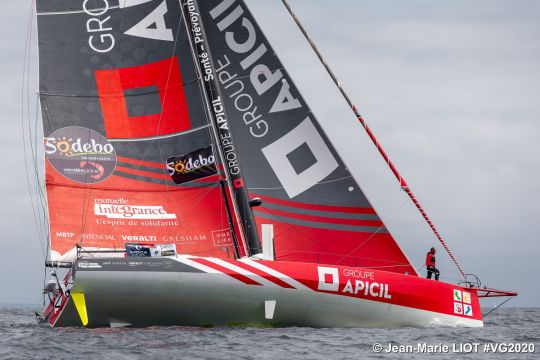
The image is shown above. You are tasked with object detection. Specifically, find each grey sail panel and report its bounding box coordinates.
[198,0,417,274]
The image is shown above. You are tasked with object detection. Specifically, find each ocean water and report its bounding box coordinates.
[0,306,537,360]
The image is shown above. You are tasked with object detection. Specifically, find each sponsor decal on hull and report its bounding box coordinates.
[318,266,392,299]
[453,290,473,316]
[167,256,481,322]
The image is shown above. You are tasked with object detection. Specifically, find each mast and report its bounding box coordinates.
[181,0,262,256]
[281,0,466,279]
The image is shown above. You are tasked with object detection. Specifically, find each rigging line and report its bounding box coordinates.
[37,79,197,97]
[157,60,186,219]
[27,26,47,249]
[334,195,410,266]
[131,6,187,214]
[32,99,46,210]
[482,297,513,318]
[31,99,48,253]
[108,124,211,143]
[21,0,46,259]
[136,8,184,169]
[37,5,120,16]
[258,205,341,261]
[31,90,48,218]
[34,94,51,253]
[249,175,354,190]
[77,128,99,249]
[281,0,466,280]
[281,249,410,267]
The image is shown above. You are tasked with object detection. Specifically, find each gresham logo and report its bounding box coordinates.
[167,154,215,175]
[45,126,116,184]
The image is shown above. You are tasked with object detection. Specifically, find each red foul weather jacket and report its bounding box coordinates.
[426,253,436,267]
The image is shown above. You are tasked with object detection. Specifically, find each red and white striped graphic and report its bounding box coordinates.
[176,256,310,290]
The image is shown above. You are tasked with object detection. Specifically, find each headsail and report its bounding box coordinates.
[197,0,417,275]
[37,0,236,260]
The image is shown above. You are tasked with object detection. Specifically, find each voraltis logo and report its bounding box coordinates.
[95,204,177,220]
[45,126,116,184]
[167,153,215,175]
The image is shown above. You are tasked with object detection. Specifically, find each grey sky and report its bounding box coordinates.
[1,0,538,307]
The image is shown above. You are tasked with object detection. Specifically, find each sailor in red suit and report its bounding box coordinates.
[426,247,440,280]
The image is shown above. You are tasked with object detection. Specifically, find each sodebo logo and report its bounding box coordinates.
[167,154,215,175]
[45,137,114,156]
[44,126,117,184]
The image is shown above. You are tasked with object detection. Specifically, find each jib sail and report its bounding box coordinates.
[37,0,236,260]
[197,0,417,275]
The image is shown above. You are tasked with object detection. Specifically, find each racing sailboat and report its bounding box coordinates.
[35,0,516,327]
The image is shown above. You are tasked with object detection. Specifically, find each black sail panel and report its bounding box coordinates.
[198,0,417,274]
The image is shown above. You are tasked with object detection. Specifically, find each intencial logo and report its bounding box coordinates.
[45,126,116,184]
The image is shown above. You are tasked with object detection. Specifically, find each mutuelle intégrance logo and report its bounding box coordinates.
[45,126,117,184]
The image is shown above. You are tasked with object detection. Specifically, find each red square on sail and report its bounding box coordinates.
[95,56,191,139]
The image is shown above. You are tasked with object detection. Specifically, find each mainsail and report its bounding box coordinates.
[37,0,238,260]
[196,0,417,275]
